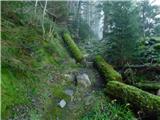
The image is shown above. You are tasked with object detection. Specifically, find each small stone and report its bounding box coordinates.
[157,89,160,96]
[85,96,94,106]
[64,89,74,96]
[64,74,75,81]
[84,54,89,58]
[77,98,81,101]
[59,99,66,108]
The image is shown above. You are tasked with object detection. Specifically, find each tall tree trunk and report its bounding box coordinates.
[76,1,81,42]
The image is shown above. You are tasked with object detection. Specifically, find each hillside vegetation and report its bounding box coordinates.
[1,1,160,120]
[1,2,79,119]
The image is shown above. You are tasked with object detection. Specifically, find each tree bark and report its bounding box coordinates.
[39,2,57,21]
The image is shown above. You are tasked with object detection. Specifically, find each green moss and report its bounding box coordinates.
[51,84,69,100]
[63,33,84,62]
[154,43,160,50]
[106,81,160,112]
[1,68,29,119]
[95,55,122,81]
[1,2,83,120]
[1,13,73,119]
[43,84,70,120]
[44,98,68,120]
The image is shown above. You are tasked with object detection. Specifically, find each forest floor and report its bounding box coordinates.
[41,53,136,120]
[43,58,104,120]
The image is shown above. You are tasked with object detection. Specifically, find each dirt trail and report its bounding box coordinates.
[61,57,105,120]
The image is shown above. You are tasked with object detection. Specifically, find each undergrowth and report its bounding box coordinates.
[81,92,136,120]
[1,1,76,119]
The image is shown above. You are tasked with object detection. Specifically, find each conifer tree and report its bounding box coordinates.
[103,1,139,65]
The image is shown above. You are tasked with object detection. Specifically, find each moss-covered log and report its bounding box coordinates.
[63,33,83,62]
[106,81,160,112]
[133,82,160,90]
[122,64,160,73]
[94,55,122,81]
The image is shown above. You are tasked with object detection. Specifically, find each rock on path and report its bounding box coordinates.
[76,73,91,87]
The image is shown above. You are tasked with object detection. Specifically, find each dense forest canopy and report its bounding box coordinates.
[1,0,160,120]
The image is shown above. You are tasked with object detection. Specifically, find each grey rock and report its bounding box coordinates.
[64,74,75,81]
[157,89,160,96]
[64,89,74,96]
[59,99,66,108]
[77,98,81,101]
[84,54,89,58]
[71,59,76,64]
[85,61,93,67]
[76,73,91,87]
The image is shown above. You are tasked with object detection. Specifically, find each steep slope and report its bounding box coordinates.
[1,2,79,119]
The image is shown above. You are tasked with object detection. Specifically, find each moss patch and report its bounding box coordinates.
[43,80,71,120]
[1,68,29,119]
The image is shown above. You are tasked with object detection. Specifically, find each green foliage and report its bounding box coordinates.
[103,1,140,65]
[1,68,29,119]
[154,43,160,50]
[81,39,107,60]
[70,19,96,43]
[138,0,160,37]
[63,33,84,62]
[106,81,160,112]
[47,1,69,23]
[137,37,160,63]
[95,55,122,81]
[154,24,160,36]
[81,92,136,120]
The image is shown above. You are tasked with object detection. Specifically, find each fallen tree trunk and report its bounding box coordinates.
[106,81,160,112]
[123,64,160,73]
[63,33,84,62]
[133,82,160,90]
[94,56,122,81]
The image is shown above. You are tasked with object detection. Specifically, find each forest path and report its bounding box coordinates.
[43,55,105,120]
[63,59,104,120]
